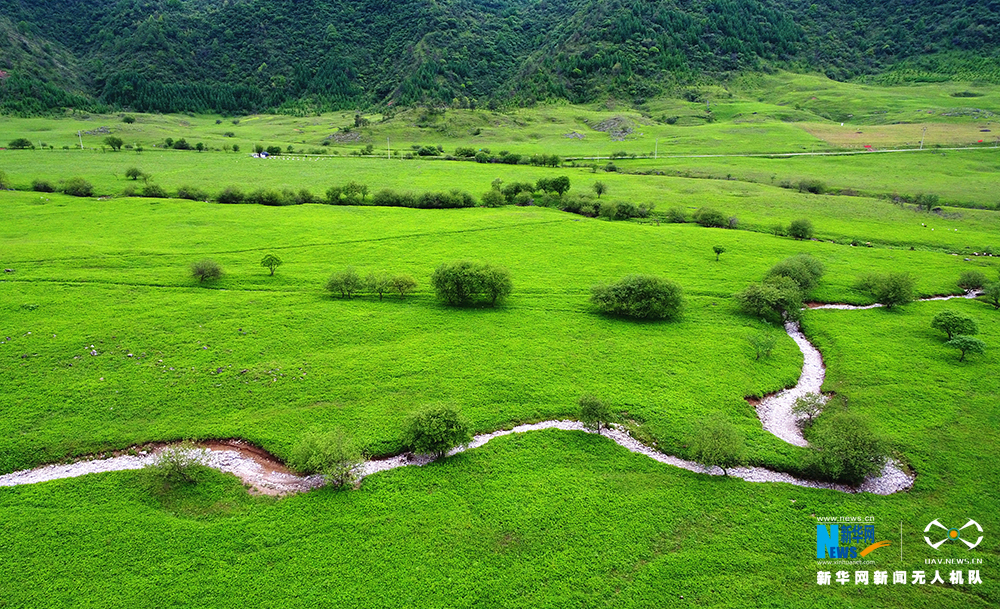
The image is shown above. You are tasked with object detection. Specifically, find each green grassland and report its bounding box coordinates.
[2,148,999,254]
[2,77,1000,607]
[3,72,1000,158]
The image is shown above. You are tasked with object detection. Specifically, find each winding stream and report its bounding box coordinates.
[6,291,981,497]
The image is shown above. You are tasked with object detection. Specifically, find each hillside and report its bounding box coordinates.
[2,0,999,114]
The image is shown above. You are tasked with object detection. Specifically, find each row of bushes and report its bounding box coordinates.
[735,254,826,323]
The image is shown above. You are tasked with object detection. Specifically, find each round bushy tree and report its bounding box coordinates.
[788,218,814,240]
[402,405,472,458]
[591,275,684,320]
[931,310,978,340]
[191,259,222,283]
[735,275,803,324]
[579,394,613,433]
[693,207,727,228]
[431,261,512,306]
[765,254,825,292]
[809,411,887,485]
[958,270,987,292]
[856,272,914,308]
[947,335,986,362]
[62,177,94,197]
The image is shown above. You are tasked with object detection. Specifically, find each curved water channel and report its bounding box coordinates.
[4,292,981,496]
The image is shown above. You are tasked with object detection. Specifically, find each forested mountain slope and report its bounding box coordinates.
[1,0,998,114]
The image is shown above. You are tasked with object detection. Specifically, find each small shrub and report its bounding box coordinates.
[693,207,727,228]
[402,404,472,458]
[856,272,914,308]
[788,218,814,240]
[664,207,687,223]
[191,260,222,282]
[958,270,987,292]
[748,330,777,360]
[177,185,209,201]
[713,245,726,261]
[145,441,207,488]
[8,138,32,149]
[481,189,505,208]
[689,415,747,476]
[591,275,684,320]
[579,394,613,432]
[141,183,168,198]
[288,429,363,488]
[62,177,94,197]
[326,266,362,298]
[982,282,1000,309]
[217,187,245,204]
[31,179,55,193]
[792,393,826,428]
[797,179,826,194]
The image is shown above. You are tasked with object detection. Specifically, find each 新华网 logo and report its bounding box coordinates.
[817,524,891,559]
[924,520,983,550]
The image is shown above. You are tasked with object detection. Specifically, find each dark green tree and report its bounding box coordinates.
[713,245,726,261]
[947,336,986,362]
[260,254,282,276]
[592,181,607,198]
[104,136,124,151]
[931,310,978,340]
[788,218,814,240]
[809,411,887,485]
[191,259,223,283]
[402,405,472,458]
[591,275,684,320]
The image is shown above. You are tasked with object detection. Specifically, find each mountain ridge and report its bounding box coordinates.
[2,0,998,114]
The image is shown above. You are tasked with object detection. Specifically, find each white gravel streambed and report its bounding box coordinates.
[808,290,982,311]
[0,420,913,496]
[752,322,820,447]
[0,442,325,496]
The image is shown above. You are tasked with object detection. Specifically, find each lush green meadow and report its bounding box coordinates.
[2,81,1000,606]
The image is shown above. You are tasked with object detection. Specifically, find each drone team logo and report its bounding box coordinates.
[924,520,983,550]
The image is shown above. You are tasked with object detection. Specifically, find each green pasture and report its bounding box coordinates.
[2,76,1000,607]
[4,71,1000,161]
[2,149,1000,253]
[616,148,1000,210]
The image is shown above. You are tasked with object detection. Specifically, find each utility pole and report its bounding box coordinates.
[655,138,658,159]
[78,131,84,150]
[387,137,390,160]
[920,126,927,150]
